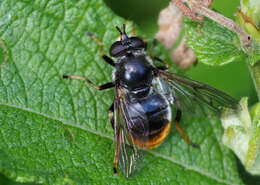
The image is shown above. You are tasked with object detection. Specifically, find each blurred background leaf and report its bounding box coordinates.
[105,0,257,105]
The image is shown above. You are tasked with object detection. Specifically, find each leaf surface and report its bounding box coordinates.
[0,0,244,184]
[184,18,246,66]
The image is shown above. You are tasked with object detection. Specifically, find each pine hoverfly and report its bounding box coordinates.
[63,24,238,177]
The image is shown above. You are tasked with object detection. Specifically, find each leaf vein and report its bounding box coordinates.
[0,102,238,185]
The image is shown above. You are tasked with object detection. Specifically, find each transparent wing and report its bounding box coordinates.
[114,86,146,178]
[118,128,144,178]
[157,70,239,113]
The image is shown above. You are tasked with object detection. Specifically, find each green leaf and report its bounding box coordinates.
[0,173,38,185]
[247,43,260,66]
[0,0,244,184]
[237,0,260,67]
[184,18,246,66]
[238,0,260,43]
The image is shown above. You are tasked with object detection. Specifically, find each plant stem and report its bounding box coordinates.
[175,0,252,50]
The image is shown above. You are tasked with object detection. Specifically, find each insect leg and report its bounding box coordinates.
[113,125,122,175]
[108,102,114,129]
[174,108,199,149]
[87,32,115,67]
[131,22,136,37]
[129,23,148,49]
[150,39,168,70]
[62,75,114,90]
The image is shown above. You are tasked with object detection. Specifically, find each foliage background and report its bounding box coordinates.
[105,0,257,105]
[0,0,258,184]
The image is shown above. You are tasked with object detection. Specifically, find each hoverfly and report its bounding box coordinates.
[63,24,238,177]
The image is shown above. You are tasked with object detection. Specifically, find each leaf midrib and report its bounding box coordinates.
[0,102,238,185]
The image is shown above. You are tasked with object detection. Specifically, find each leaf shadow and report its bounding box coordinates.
[236,156,260,185]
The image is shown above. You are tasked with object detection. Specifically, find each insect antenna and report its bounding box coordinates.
[116,24,128,40]
[121,24,128,40]
[115,26,123,40]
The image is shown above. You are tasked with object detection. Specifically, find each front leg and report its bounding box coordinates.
[87,32,116,67]
[150,39,169,70]
[62,75,114,91]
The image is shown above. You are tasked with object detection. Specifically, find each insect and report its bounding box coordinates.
[63,24,238,177]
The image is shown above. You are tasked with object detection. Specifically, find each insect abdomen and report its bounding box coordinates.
[128,91,171,149]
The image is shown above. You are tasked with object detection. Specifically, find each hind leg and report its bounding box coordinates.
[174,102,199,149]
[108,102,114,129]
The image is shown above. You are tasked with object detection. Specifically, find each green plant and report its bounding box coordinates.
[0,0,259,184]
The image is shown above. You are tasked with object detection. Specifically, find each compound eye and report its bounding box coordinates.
[130,37,147,49]
[109,41,125,57]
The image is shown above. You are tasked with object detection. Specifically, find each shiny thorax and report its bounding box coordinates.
[115,53,171,149]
